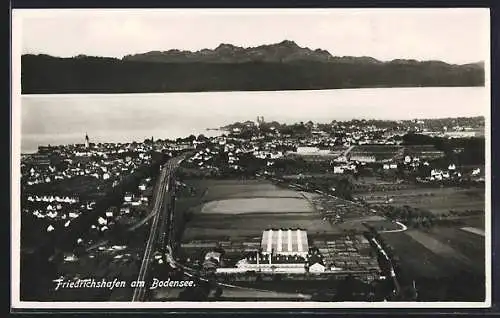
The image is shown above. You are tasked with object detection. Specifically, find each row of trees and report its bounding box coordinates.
[373,203,482,229]
[291,176,354,200]
[373,204,438,229]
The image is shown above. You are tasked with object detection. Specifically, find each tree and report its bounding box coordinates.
[214,286,223,299]
[335,178,353,200]
[333,274,368,301]
[196,134,208,142]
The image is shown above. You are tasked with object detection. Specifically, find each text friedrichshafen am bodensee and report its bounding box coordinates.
[52,277,195,291]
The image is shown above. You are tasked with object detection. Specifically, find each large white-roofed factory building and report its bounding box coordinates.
[261,228,309,258]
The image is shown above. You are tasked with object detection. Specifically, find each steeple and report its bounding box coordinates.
[85,133,90,149]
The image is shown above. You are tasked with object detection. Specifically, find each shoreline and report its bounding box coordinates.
[20,85,485,96]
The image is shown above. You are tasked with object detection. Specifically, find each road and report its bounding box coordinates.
[380,221,408,233]
[131,156,185,302]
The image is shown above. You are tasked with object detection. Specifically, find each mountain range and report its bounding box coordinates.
[21,40,485,94]
[123,40,373,64]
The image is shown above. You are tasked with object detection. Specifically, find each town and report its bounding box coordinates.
[20,116,485,302]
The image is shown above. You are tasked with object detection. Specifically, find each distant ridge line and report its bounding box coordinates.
[21,41,485,94]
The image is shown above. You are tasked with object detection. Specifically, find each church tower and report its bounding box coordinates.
[85,133,90,149]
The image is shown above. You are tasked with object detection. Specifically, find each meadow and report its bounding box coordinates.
[356,187,485,215]
[381,227,485,301]
[180,179,336,241]
[201,198,313,214]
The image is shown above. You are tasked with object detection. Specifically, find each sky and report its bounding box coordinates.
[14,8,489,64]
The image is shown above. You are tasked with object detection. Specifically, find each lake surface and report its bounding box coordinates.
[20,87,488,153]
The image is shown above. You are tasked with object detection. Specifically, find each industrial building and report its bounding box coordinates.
[349,154,376,163]
[261,229,309,258]
[235,253,306,272]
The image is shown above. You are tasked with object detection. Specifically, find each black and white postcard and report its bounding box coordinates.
[11,8,491,309]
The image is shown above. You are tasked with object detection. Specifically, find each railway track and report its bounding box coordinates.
[132,156,185,301]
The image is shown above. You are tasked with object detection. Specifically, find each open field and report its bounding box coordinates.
[189,213,322,228]
[224,189,303,198]
[180,179,337,241]
[183,213,335,241]
[404,230,477,269]
[383,228,484,277]
[424,227,485,266]
[201,198,313,214]
[353,177,417,192]
[381,227,485,301]
[355,177,408,185]
[194,180,301,202]
[355,187,485,215]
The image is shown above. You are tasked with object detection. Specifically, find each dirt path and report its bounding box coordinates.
[379,221,408,233]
